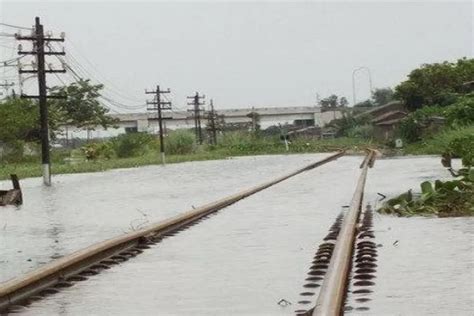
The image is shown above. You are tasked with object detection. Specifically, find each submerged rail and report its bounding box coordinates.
[312,149,377,316]
[0,151,344,312]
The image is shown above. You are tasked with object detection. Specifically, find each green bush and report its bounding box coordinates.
[447,134,474,167]
[398,105,445,142]
[81,142,115,160]
[445,95,474,127]
[111,132,157,158]
[166,130,196,155]
[398,95,473,143]
[346,124,374,139]
[217,132,280,154]
[1,141,26,163]
[404,125,474,155]
[326,114,371,137]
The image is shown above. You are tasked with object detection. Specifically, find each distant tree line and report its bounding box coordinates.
[354,87,395,108]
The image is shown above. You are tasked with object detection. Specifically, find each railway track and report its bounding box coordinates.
[0,151,345,313]
[294,149,378,316]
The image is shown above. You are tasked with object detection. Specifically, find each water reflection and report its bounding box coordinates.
[1,155,472,315]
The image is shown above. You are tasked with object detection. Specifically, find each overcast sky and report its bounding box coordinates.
[0,1,472,112]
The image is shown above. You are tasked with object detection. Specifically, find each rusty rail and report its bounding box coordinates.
[313,149,377,316]
[0,151,344,312]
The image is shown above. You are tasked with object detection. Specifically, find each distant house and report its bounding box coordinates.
[372,110,408,140]
[355,101,408,140]
[355,101,406,119]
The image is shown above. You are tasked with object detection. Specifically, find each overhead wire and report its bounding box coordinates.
[66,40,143,103]
[0,56,26,66]
[46,42,138,105]
[0,22,32,30]
[65,52,145,106]
[47,43,144,112]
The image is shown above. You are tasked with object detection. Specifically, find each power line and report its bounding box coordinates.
[66,40,143,103]
[99,95,146,110]
[64,52,144,104]
[0,56,25,65]
[0,22,32,30]
[49,47,142,112]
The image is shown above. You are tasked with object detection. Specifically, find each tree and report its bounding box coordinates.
[319,94,348,111]
[48,79,117,130]
[372,87,394,106]
[353,88,394,108]
[339,97,349,107]
[354,99,374,108]
[0,97,39,144]
[395,58,474,111]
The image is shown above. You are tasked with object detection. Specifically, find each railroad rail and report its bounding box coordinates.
[312,149,377,316]
[0,151,344,313]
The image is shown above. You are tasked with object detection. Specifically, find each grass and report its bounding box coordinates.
[3,125,473,181]
[0,137,377,181]
[403,125,474,155]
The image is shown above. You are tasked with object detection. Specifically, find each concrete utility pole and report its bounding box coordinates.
[16,17,66,186]
[146,85,171,164]
[187,92,205,144]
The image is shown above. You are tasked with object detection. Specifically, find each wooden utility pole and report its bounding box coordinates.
[16,17,66,186]
[207,99,218,145]
[187,92,205,144]
[146,85,171,164]
[0,81,15,98]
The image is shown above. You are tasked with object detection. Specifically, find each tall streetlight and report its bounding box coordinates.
[352,66,373,106]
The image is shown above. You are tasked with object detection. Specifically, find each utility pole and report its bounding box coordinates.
[0,81,14,98]
[187,92,205,144]
[207,99,218,145]
[146,85,171,164]
[16,17,66,186]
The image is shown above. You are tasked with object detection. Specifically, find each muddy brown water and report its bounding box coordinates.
[1,154,472,315]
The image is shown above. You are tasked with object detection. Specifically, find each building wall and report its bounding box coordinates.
[57,108,343,140]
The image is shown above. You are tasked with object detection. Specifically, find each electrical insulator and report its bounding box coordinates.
[18,44,23,51]
[60,32,66,39]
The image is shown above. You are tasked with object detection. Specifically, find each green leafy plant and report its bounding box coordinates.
[165,130,196,155]
[81,142,115,160]
[395,58,474,110]
[111,132,157,158]
[379,134,474,217]
[379,172,473,217]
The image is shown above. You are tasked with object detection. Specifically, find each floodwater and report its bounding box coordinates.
[0,154,472,315]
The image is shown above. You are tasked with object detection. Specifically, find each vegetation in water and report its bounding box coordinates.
[379,135,474,217]
[378,171,474,217]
